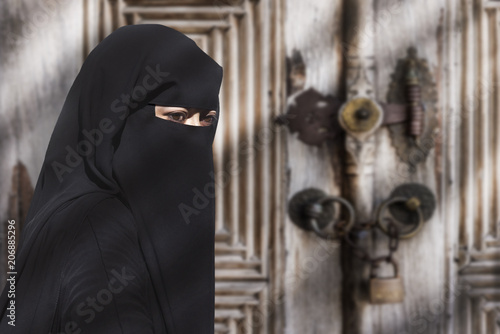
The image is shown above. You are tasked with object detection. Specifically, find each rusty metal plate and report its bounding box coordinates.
[285,88,343,146]
[386,47,438,170]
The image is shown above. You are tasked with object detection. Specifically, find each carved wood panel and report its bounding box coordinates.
[444,1,500,333]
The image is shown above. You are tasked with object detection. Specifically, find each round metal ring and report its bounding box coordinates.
[308,196,355,240]
[376,196,425,239]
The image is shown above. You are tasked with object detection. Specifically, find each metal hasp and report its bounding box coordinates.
[387,47,438,169]
[279,46,437,170]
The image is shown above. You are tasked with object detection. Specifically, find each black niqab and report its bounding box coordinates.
[0,24,223,333]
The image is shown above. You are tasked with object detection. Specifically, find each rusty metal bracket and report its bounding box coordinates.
[278,87,408,146]
[277,47,438,169]
[386,47,438,168]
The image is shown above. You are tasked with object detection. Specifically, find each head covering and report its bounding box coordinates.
[0,24,223,333]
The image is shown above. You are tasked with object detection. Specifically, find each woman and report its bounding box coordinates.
[0,24,223,333]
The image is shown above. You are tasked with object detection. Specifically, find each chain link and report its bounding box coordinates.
[341,217,401,270]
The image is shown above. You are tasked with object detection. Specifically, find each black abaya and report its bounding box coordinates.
[0,24,223,333]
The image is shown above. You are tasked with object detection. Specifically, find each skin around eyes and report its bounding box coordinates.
[154,105,217,126]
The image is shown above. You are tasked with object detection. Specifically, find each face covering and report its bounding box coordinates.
[0,24,223,333]
[112,104,218,333]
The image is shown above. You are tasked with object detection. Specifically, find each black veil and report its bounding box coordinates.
[0,24,223,333]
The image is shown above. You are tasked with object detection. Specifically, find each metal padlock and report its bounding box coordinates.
[369,259,405,304]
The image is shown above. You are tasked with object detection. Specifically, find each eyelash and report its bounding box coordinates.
[165,112,217,125]
[167,112,187,122]
[202,115,217,124]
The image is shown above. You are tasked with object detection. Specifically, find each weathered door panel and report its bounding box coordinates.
[283,0,344,333]
[284,0,500,333]
[369,1,445,333]
[451,1,500,333]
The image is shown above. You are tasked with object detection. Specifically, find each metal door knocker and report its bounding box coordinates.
[289,183,435,241]
[288,188,355,240]
[288,182,436,304]
[375,183,436,239]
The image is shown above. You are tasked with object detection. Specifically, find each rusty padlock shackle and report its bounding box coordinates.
[308,196,355,240]
[369,257,399,279]
[376,195,425,239]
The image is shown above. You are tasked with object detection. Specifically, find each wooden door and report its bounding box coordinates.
[284,0,500,334]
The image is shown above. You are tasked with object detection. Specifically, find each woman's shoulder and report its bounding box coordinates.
[85,196,135,224]
[71,196,139,253]
[61,195,145,271]
[57,196,155,333]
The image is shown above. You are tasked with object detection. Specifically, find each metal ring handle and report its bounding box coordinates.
[308,196,355,240]
[376,196,424,239]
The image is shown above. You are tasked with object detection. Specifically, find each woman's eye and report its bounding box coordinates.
[202,115,217,125]
[167,112,187,122]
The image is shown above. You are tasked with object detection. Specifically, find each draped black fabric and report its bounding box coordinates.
[0,24,223,333]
